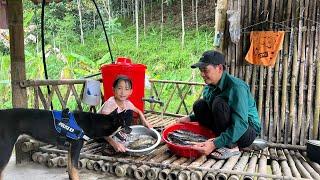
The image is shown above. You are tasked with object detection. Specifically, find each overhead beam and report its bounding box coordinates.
[7,0,27,108]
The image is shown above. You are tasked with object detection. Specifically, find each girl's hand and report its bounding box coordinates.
[110,140,127,152]
[143,120,153,129]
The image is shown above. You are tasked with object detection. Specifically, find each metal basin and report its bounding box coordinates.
[123,125,161,156]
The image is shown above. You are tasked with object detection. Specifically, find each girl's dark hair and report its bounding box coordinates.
[113,75,133,89]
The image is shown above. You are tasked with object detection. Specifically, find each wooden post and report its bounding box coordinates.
[7,0,28,164]
[0,0,8,29]
[7,0,27,108]
[213,0,228,51]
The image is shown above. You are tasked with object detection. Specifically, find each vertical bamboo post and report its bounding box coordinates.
[297,0,309,145]
[290,3,304,145]
[244,0,252,84]
[313,5,320,139]
[7,0,27,108]
[250,0,261,97]
[284,26,295,144]
[7,0,29,165]
[279,0,293,143]
[303,0,316,144]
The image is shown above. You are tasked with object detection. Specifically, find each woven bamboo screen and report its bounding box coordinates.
[223,0,320,145]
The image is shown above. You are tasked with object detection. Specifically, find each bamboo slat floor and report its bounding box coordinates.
[21,112,320,180]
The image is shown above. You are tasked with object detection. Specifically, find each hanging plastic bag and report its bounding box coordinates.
[82,79,101,106]
[227,10,241,43]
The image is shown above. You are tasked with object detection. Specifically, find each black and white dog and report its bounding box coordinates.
[0,108,128,180]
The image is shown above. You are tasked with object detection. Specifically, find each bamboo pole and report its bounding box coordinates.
[283,149,301,178]
[203,159,225,180]
[280,159,293,177]
[147,167,161,180]
[285,27,296,144]
[290,150,312,179]
[258,66,264,137]
[229,152,250,180]
[7,0,28,110]
[265,0,277,142]
[291,3,304,145]
[190,159,216,180]
[115,163,129,177]
[277,149,287,161]
[86,159,95,170]
[47,156,59,168]
[313,5,320,139]
[134,164,150,180]
[302,152,320,175]
[243,154,257,180]
[271,160,281,178]
[273,55,280,142]
[174,155,207,180]
[93,160,104,171]
[168,169,179,180]
[305,0,317,143]
[296,151,320,179]
[20,79,87,87]
[265,66,272,140]
[216,153,241,180]
[126,164,137,178]
[297,0,309,145]
[257,149,268,180]
[78,158,88,169]
[279,32,290,143]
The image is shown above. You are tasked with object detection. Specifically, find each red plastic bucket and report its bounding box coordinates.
[162,122,215,158]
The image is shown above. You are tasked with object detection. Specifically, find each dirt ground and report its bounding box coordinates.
[3,154,131,180]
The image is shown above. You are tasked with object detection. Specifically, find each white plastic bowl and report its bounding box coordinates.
[125,125,161,156]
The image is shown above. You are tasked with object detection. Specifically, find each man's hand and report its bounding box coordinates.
[191,139,216,155]
[176,116,191,123]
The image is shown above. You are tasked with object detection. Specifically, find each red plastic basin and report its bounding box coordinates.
[162,122,215,158]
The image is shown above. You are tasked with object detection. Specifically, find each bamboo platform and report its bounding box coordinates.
[19,112,320,180]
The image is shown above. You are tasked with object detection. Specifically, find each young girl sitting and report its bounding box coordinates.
[98,75,152,152]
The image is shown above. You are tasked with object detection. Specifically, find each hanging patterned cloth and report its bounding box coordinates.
[245,31,285,67]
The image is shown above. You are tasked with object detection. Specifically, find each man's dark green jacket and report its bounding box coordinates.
[190,71,261,148]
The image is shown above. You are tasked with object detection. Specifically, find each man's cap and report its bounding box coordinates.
[191,50,225,69]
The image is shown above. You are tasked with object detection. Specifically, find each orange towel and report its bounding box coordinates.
[245,31,285,67]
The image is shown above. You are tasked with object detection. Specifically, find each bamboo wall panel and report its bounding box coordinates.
[224,0,320,145]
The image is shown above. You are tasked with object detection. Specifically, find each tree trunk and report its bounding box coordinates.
[93,11,96,39]
[195,0,198,33]
[7,0,27,109]
[77,0,84,44]
[181,0,185,49]
[143,0,146,37]
[161,0,163,43]
[135,0,139,48]
[192,0,194,22]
